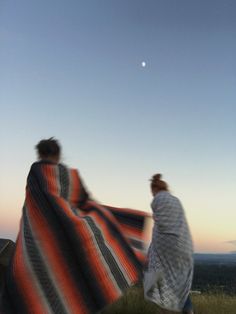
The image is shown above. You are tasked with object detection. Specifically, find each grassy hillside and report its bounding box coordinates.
[101,287,236,314]
[191,293,236,314]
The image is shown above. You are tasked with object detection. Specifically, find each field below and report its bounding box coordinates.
[101,287,236,314]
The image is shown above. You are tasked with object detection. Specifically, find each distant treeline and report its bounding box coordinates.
[194,253,236,265]
[192,264,236,294]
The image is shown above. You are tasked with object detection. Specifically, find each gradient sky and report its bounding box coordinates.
[0,0,236,253]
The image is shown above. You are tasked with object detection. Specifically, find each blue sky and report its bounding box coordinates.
[0,0,236,252]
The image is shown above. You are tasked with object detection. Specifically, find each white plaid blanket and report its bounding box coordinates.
[144,191,194,312]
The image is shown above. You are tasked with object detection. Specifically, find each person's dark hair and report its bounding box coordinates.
[35,137,61,159]
[150,173,168,191]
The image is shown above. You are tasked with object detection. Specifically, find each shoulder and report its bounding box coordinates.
[155,191,171,202]
[152,191,181,208]
[151,191,169,208]
[58,164,81,181]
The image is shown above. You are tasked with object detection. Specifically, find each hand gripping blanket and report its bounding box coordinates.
[1,161,148,314]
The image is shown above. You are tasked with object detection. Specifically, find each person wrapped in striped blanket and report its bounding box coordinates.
[0,138,149,314]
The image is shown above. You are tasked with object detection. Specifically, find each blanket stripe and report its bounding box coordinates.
[1,161,148,314]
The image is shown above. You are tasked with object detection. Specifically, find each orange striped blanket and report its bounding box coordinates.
[1,161,148,313]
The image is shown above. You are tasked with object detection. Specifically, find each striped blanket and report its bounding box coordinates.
[1,161,148,314]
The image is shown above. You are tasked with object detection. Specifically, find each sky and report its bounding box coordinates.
[0,0,235,253]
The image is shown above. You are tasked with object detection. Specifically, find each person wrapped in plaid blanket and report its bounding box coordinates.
[144,174,194,314]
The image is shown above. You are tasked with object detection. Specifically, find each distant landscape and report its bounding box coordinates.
[194,253,236,265]
[193,253,236,294]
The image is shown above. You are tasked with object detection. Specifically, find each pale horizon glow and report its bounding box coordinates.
[0,0,236,253]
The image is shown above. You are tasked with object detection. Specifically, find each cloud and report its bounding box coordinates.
[226,240,236,247]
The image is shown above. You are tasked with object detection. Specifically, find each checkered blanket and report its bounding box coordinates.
[1,161,148,314]
[144,191,194,312]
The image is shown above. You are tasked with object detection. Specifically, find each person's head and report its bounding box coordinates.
[150,173,168,196]
[35,137,61,163]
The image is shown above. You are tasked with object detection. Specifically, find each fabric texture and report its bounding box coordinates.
[144,191,193,312]
[0,240,15,268]
[0,240,15,297]
[1,161,148,314]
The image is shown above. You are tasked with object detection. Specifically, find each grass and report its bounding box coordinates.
[100,286,236,314]
[191,293,236,314]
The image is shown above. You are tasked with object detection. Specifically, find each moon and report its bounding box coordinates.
[141,61,146,68]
